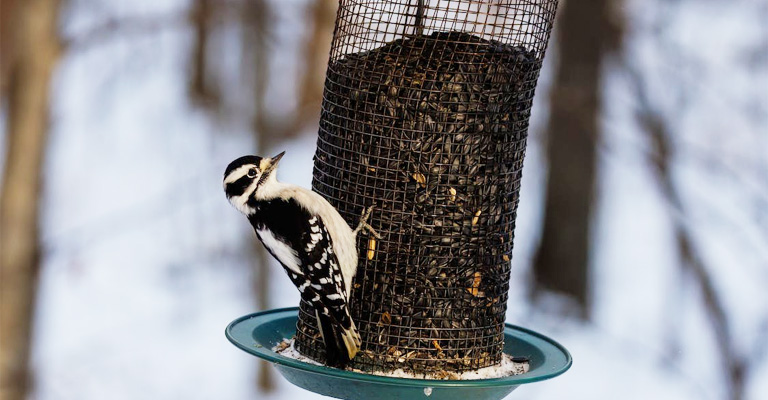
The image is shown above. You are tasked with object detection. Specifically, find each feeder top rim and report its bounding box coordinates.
[225,307,572,388]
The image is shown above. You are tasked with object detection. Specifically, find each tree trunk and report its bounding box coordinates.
[243,0,276,392]
[532,0,620,317]
[295,0,336,123]
[188,0,219,106]
[0,0,61,399]
[236,0,335,391]
[0,0,19,97]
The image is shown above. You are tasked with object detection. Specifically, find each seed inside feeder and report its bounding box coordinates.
[299,31,541,374]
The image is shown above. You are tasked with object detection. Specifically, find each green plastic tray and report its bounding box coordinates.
[226,307,571,400]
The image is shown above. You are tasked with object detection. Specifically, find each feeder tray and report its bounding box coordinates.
[226,308,571,400]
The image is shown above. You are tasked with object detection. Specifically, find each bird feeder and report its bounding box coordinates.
[299,0,559,374]
[227,1,569,398]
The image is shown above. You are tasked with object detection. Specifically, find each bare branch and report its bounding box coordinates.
[626,63,748,400]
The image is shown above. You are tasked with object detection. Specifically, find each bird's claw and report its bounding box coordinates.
[354,206,381,239]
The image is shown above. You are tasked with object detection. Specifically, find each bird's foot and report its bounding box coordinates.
[353,206,381,239]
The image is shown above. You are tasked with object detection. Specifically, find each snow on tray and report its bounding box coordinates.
[273,338,529,380]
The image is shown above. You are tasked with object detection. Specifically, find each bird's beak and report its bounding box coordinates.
[265,151,285,174]
[271,151,285,165]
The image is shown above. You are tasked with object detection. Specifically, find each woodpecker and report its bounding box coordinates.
[223,152,378,367]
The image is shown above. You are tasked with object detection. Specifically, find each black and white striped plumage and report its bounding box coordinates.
[223,152,370,367]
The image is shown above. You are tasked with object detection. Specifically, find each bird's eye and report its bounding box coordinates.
[247,168,257,178]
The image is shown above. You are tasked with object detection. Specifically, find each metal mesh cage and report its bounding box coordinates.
[296,0,559,374]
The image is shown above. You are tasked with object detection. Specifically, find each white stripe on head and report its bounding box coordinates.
[224,162,266,216]
[224,165,258,184]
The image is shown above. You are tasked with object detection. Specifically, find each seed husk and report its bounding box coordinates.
[472,210,482,226]
[468,271,482,296]
[367,238,377,260]
[412,172,427,187]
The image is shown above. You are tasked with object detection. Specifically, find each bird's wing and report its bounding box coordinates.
[249,198,352,328]
[296,215,353,330]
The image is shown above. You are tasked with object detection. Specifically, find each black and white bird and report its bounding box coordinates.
[223,152,377,367]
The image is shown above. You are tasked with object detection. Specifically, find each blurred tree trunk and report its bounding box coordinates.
[0,0,61,399]
[0,0,19,97]
[188,0,219,106]
[243,0,276,392]
[532,0,622,317]
[239,0,335,391]
[295,0,336,124]
[183,0,335,391]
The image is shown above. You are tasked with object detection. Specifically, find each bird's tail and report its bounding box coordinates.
[315,309,361,368]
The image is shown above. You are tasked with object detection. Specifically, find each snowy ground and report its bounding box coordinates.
[5,0,764,399]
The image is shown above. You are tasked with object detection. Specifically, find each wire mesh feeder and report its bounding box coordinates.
[296,0,559,375]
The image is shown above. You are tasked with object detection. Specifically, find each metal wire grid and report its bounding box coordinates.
[295,0,558,374]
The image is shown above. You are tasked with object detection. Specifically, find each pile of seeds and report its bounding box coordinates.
[295,31,541,373]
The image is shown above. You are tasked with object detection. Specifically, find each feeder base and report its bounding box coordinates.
[226,308,571,400]
[226,308,572,400]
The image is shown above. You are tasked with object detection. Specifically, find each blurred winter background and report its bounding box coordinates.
[1,0,766,399]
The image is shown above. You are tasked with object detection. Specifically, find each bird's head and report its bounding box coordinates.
[223,151,285,215]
